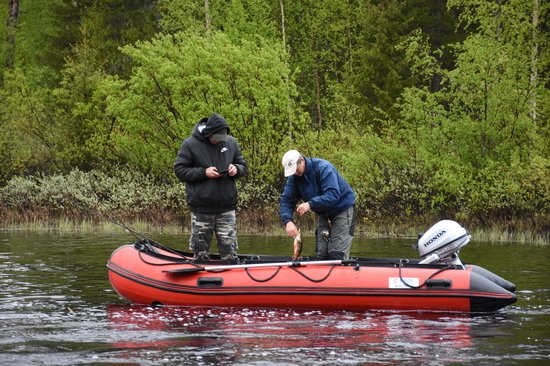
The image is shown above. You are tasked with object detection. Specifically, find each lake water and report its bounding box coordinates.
[0,230,548,365]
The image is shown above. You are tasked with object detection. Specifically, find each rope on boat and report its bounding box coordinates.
[244,266,282,282]
[243,264,339,283]
[290,265,338,283]
[398,259,455,289]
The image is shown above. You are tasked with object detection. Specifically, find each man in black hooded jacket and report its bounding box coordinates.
[174,113,247,261]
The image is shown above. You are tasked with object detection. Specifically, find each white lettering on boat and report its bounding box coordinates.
[389,277,420,289]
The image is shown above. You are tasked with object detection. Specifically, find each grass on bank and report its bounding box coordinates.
[0,215,547,245]
[1,169,547,245]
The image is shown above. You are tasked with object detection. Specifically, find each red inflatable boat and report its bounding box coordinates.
[107,221,516,313]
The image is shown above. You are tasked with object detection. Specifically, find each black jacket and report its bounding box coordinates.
[174,115,247,213]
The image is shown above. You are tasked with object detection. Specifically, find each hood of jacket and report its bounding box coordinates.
[197,114,230,139]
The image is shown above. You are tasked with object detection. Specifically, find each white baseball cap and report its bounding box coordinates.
[282,150,301,177]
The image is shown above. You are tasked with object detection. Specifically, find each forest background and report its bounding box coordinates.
[0,0,548,243]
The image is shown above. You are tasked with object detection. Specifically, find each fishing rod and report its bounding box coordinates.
[91,195,187,257]
[82,189,187,257]
[89,192,149,242]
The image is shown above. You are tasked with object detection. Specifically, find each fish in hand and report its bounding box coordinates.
[292,229,302,260]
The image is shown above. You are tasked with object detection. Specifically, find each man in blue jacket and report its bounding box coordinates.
[174,114,247,261]
[279,150,356,260]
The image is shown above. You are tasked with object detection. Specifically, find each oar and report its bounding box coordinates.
[163,259,356,275]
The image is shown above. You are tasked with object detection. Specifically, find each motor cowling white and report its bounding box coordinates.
[415,220,471,267]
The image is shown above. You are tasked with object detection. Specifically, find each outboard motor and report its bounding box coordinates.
[415,220,471,267]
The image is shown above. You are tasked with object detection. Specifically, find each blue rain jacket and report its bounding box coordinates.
[279,157,355,225]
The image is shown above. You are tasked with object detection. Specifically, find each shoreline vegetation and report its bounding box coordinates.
[0,208,550,245]
[0,169,547,245]
[1,212,547,246]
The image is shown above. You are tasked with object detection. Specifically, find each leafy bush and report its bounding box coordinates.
[0,169,187,221]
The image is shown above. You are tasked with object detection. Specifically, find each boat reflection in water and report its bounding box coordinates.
[107,304,475,363]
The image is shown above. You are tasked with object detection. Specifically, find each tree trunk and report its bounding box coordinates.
[204,0,210,34]
[315,68,323,130]
[280,0,293,138]
[5,0,19,69]
[280,0,286,51]
[530,0,539,124]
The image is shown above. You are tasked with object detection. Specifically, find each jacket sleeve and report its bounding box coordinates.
[173,140,207,183]
[308,164,341,211]
[279,178,299,225]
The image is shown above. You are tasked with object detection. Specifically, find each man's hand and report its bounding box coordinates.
[206,167,223,178]
[207,164,237,178]
[227,164,237,177]
[296,202,311,216]
[285,221,299,238]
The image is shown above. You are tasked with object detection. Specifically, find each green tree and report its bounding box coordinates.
[2,0,105,87]
[158,0,210,34]
[391,0,549,222]
[103,31,305,185]
[50,23,112,171]
[77,0,159,77]
[158,0,279,42]
[0,68,59,182]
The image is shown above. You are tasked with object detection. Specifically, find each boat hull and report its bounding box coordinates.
[107,243,516,313]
